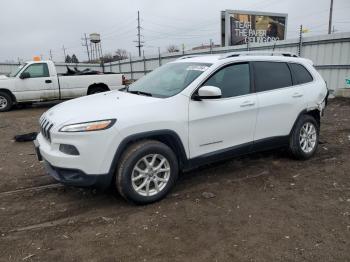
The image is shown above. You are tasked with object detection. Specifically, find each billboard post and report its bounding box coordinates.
[221,10,288,47]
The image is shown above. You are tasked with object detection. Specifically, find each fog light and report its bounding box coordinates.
[59,144,80,155]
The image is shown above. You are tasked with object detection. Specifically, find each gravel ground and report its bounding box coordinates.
[0,99,349,262]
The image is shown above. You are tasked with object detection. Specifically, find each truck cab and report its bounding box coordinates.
[0,60,124,112]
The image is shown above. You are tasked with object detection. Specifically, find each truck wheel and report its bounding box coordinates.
[289,114,319,160]
[0,92,12,112]
[116,140,179,204]
[89,86,107,95]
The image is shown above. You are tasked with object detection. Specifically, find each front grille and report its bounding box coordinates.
[39,117,54,142]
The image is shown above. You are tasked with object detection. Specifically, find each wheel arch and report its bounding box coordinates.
[0,88,17,104]
[305,109,321,127]
[290,108,321,136]
[108,130,188,176]
[87,83,110,95]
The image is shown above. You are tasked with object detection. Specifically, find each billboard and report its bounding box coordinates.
[221,10,288,46]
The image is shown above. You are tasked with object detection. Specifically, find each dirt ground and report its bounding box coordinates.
[0,99,349,262]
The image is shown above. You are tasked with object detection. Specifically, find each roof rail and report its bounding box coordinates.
[176,55,202,60]
[220,51,298,59]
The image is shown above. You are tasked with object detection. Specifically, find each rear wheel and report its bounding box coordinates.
[0,92,12,112]
[289,114,319,160]
[116,140,178,204]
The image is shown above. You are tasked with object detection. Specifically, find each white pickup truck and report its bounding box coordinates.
[0,60,125,112]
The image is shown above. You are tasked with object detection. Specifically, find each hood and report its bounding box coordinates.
[43,90,161,127]
[0,77,14,89]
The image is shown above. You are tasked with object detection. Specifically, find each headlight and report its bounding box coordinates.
[59,119,116,132]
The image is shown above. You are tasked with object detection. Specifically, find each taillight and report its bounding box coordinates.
[122,75,126,85]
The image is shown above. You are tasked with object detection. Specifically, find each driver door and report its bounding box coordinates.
[15,63,56,101]
[188,62,258,158]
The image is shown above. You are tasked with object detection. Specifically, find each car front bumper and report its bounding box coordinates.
[43,160,112,188]
[34,137,113,189]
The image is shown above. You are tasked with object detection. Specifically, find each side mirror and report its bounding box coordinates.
[193,86,222,100]
[20,72,30,79]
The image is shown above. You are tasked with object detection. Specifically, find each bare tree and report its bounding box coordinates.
[100,53,114,63]
[65,55,72,63]
[167,45,180,53]
[71,54,79,63]
[113,49,128,61]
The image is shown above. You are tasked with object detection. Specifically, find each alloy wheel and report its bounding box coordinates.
[131,154,171,197]
[299,122,317,153]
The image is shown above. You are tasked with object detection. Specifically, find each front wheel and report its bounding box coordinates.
[0,92,13,112]
[116,140,179,204]
[289,114,319,160]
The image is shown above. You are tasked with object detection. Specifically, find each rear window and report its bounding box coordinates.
[253,62,292,92]
[289,63,313,85]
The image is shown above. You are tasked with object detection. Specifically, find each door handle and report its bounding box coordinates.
[240,101,255,107]
[45,80,52,84]
[292,92,303,98]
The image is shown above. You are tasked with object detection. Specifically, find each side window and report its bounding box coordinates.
[253,62,292,92]
[289,63,313,85]
[203,63,250,98]
[23,63,49,78]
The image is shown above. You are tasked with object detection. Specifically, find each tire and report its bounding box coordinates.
[0,91,13,112]
[289,114,319,160]
[116,140,179,204]
[88,86,107,95]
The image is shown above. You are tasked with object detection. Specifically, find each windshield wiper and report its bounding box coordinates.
[128,90,153,97]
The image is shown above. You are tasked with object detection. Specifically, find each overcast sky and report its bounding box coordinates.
[1,0,349,62]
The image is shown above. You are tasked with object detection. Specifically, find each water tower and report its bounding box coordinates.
[89,33,103,61]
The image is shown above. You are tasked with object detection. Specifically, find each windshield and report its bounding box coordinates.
[9,63,27,77]
[128,62,211,98]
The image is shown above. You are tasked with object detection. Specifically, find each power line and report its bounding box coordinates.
[100,17,137,38]
[102,22,138,40]
[143,19,218,32]
[99,17,136,35]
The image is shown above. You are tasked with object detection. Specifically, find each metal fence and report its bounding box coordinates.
[1,32,350,95]
[104,32,350,95]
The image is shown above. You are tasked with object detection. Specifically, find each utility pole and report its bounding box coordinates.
[49,49,53,60]
[62,45,67,61]
[298,25,303,56]
[210,39,213,54]
[82,33,91,62]
[328,0,334,34]
[134,11,144,57]
[158,47,161,66]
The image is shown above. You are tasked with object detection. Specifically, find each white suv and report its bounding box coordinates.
[34,52,329,204]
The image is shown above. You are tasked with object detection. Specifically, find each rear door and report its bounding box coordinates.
[188,62,258,158]
[252,61,305,143]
